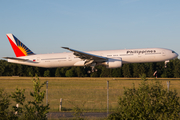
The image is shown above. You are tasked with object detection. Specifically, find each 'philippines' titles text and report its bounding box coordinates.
[127,50,156,54]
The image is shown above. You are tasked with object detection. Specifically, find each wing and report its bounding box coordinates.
[62,47,107,65]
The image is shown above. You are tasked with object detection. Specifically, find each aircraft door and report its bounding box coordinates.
[37,57,41,62]
[138,53,142,62]
[67,55,72,61]
[162,50,166,56]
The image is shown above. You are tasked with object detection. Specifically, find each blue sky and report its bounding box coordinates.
[0,0,180,59]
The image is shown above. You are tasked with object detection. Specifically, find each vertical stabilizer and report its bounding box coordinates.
[6,34,35,57]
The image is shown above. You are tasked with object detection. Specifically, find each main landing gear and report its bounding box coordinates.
[86,63,98,73]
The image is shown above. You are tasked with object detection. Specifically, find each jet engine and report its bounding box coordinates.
[105,57,122,68]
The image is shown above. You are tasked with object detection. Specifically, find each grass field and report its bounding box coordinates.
[0,77,180,112]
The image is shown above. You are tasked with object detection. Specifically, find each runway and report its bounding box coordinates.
[47,112,108,119]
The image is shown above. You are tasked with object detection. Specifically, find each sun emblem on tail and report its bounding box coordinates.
[18,46,28,56]
[15,37,35,56]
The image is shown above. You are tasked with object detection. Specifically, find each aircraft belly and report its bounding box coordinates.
[137,55,156,62]
[122,55,157,63]
[41,60,76,68]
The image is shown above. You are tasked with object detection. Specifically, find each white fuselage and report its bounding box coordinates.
[8,48,178,68]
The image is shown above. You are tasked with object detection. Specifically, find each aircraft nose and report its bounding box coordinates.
[175,52,179,58]
[171,50,178,59]
[173,51,178,58]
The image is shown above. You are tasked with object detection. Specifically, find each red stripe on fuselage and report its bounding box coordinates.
[7,36,26,57]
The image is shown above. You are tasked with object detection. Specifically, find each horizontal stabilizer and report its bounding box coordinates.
[3,57,38,63]
[3,57,28,61]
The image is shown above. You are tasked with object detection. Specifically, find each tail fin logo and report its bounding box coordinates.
[6,34,35,57]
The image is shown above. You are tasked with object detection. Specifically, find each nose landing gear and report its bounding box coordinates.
[165,60,169,68]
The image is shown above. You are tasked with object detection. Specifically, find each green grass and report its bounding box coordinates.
[0,77,180,112]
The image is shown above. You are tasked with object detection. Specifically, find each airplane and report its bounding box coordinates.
[3,33,178,72]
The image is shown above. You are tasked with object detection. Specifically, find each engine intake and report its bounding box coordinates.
[106,57,122,68]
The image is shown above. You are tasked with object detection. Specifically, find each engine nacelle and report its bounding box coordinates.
[106,57,122,68]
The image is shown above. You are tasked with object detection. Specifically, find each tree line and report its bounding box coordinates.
[0,58,180,77]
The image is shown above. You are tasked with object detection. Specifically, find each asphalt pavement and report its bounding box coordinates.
[47,112,108,119]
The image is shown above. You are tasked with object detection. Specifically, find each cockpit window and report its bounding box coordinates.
[172,51,175,53]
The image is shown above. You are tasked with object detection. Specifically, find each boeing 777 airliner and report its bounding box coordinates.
[3,34,178,72]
